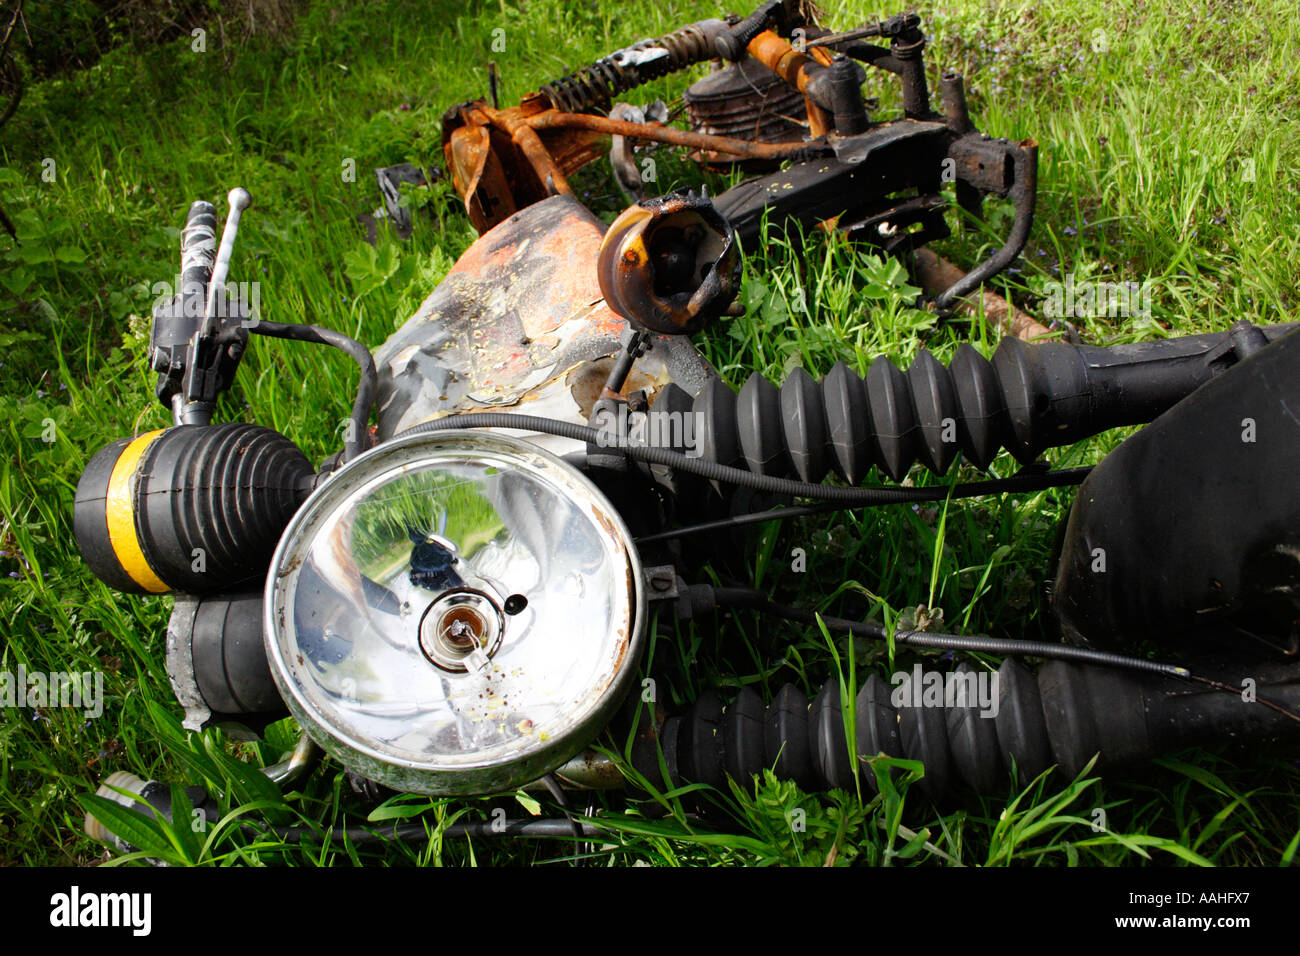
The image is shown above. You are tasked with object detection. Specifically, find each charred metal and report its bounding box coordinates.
[440,6,1036,311]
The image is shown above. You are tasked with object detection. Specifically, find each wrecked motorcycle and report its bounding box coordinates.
[70,5,1300,851]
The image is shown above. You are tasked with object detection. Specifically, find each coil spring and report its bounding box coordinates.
[540,22,720,114]
[656,659,1082,802]
[659,338,1054,485]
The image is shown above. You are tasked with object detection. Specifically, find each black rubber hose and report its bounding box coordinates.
[654,663,1300,801]
[395,413,1090,506]
[706,586,1189,678]
[661,325,1299,486]
[248,320,377,462]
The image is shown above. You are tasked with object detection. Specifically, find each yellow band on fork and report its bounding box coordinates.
[104,429,169,593]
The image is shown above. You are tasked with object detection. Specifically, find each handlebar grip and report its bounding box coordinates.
[180,200,217,297]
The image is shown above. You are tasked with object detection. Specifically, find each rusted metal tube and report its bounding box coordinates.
[744,31,834,135]
[941,71,974,135]
[527,111,815,160]
[746,30,816,92]
[893,37,931,118]
[512,122,574,196]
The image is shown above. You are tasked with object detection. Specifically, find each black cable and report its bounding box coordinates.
[707,586,1190,678]
[637,502,846,544]
[635,466,1092,544]
[716,588,1300,723]
[1181,672,1300,726]
[248,319,377,463]
[395,412,1092,505]
[637,502,847,546]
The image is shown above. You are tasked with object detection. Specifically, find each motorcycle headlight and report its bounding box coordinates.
[265,429,645,795]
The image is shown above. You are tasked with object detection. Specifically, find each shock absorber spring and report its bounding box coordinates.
[650,323,1299,484]
[539,19,730,114]
[643,659,1300,802]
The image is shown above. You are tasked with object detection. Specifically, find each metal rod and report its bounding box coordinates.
[526,110,817,160]
[200,187,252,339]
[934,141,1038,312]
[262,733,321,786]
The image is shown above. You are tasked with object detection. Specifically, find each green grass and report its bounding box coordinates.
[1,0,1298,866]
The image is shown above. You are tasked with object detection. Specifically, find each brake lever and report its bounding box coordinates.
[150,188,252,425]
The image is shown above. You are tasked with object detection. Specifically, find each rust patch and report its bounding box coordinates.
[565,357,663,419]
[444,96,811,235]
[379,197,631,414]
